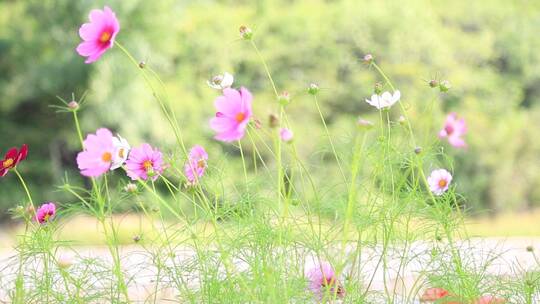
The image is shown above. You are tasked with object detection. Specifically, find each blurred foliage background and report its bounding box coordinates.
[1,0,540,220]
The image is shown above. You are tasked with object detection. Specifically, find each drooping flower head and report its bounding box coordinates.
[439,113,467,148]
[76,6,120,64]
[184,145,208,185]
[280,128,294,142]
[210,87,253,142]
[77,128,115,177]
[125,144,164,181]
[111,134,130,170]
[36,202,56,224]
[207,72,234,90]
[365,90,400,110]
[305,261,345,300]
[427,169,453,196]
[0,144,28,177]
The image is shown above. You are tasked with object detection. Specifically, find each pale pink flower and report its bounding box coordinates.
[111,134,130,170]
[210,87,253,142]
[36,202,56,224]
[365,90,400,109]
[427,169,453,196]
[419,288,451,302]
[305,261,345,300]
[184,145,208,185]
[207,72,234,90]
[474,295,506,304]
[76,6,120,64]
[76,128,115,177]
[125,144,164,181]
[280,128,294,142]
[439,113,467,148]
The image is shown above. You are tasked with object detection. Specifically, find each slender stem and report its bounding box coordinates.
[14,169,33,206]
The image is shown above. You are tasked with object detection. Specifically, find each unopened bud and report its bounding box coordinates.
[398,115,406,125]
[133,235,141,243]
[151,206,159,213]
[374,82,383,94]
[414,147,422,155]
[278,91,291,106]
[138,61,146,69]
[68,101,79,110]
[124,183,137,193]
[526,245,534,252]
[253,118,262,129]
[307,83,319,95]
[357,118,374,130]
[363,54,373,64]
[269,114,279,128]
[57,256,73,269]
[439,80,451,92]
[435,235,442,242]
[239,25,253,40]
[429,79,438,88]
[26,205,35,216]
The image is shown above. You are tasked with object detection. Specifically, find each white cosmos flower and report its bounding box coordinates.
[427,169,452,196]
[365,90,401,109]
[207,72,234,90]
[111,134,130,170]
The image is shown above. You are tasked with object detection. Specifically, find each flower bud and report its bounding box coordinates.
[398,115,406,125]
[307,83,319,95]
[133,235,141,243]
[374,82,383,95]
[526,245,534,252]
[414,146,422,155]
[138,61,146,69]
[124,183,137,193]
[253,118,262,129]
[278,91,291,106]
[269,114,279,128]
[239,25,253,40]
[439,80,451,92]
[57,256,73,269]
[363,54,373,64]
[357,118,374,130]
[429,79,438,88]
[68,101,79,110]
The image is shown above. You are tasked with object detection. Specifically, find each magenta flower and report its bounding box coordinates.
[427,169,453,196]
[305,261,345,300]
[184,145,208,185]
[0,144,28,177]
[210,87,253,142]
[36,202,56,224]
[439,113,467,148]
[76,128,115,177]
[125,144,164,181]
[280,128,294,142]
[76,6,120,64]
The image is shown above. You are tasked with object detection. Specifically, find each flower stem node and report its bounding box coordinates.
[307,83,320,95]
[374,82,383,94]
[68,101,79,110]
[138,61,146,69]
[363,53,374,64]
[414,146,423,155]
[278,91,291,106]
[239,25,253,40]
[439,80,451,92]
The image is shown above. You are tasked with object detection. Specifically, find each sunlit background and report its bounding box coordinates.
[1,0,540,234]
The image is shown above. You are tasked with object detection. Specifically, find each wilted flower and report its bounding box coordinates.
[419,288,451,302]
[1,144,28,177]
[184,145,208,185]
[280,128,294,142]
[307,83,320,95]
[305,261,345,300]
[210,87,253,142]
[111,135,130,170]
[357,118,374,130]
[427,169,453,196]
[76,128,115,177]
[439,113,467,148]
[76,6,120,64]
[365,91,401,110]
[207,72,234,90]
[125,144,164,181]
[36,202,56,224]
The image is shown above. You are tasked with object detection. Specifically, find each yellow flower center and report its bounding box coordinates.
[235,112,246,123]
[143,160,153,171]
[43,213,50,222]
[99,31,112,43]
[118,148,125,158]
[2,158,14,168]
[101,152,112,162]
[197,159,205,168]
[438,179,447,188]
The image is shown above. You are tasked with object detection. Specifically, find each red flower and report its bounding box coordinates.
[0,144,28,177]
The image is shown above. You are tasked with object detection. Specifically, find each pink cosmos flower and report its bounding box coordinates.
[439,113,467,148]
[473,296,506,304]
[184,145,208,185]
[36,202,56,224]
[210,87,253,142]
[419,288,460,303]
[125,144,164,181]
[305,261,345,300]
[427,169,453,196]
[280,128,294,142]
[76,6,120,64]
[76,128,115,177]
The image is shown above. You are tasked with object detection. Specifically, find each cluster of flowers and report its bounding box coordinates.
[420,287,505,304]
